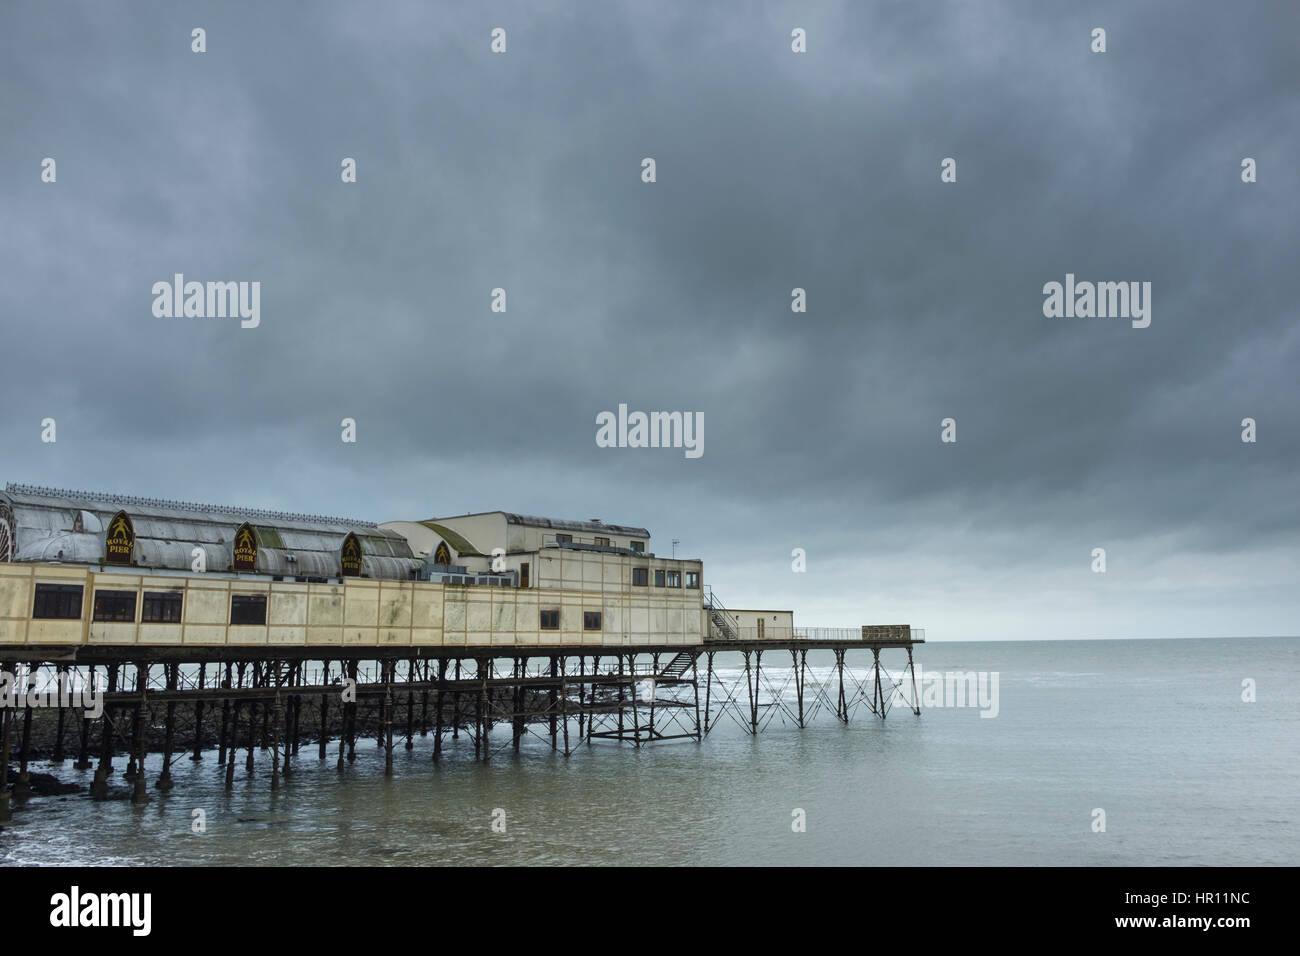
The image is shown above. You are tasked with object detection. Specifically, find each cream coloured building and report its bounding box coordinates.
[0,485,717,650]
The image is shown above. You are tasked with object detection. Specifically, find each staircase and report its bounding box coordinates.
[703,587,740,642]
[658,651,698,680]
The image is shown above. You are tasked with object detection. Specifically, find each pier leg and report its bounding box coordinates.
[474,659,486,762]
[290,668,302,759]
[420,660,429,738]
[91,664,119,799]
[405,659,415,751]
[130,663,150,804]
[0,662,13,820]
[648,664,657,741]
[560,657,570,757]
[74,665,95,769]
[270,685,283,792]
[53,665,68,763]
[794,650,806,728]
[15,664,35,796]
[704,652,714,734]
[836,650,847,723]
[691,655,703,743]
[156,664,177,790]
[587,655,599,743]
[317,661,330,760]
[617,656,626,739]
[246,701,258,774]
[907,647,921,716]
[628,654,641,748]
[576,656,585,739]
[452,659,461,740]
[271,671,287,790]
[744,651,756,735]
[346,660,358,763]
[548,656,558,750]
[258,664,270,751]
[124,665,143,781]
[191,663,206,761]
[511,658,523,753]
[225,701,240,790]
[433,659,447,762]
[873,648,885,720]
[218,664,234,766]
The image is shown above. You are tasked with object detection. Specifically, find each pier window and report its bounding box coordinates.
[230,593,267,626]
[520,562,530,587]
[93,590,137,623]
[33,583,83,619]
[630,540,645,553]
[555,533,573,545]
[142,591,184,623]
[654,569,665,587]
[632,568,648,586]
[665,570,681,588]
[685,571,699,589]
[540,609,559,630]
[594,536,610,547]
[583,611,602,630]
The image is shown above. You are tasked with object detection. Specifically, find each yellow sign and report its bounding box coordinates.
[341,532,362,577]
[104,510,135,565]
[433,541,452,565]
[232,522,257,572]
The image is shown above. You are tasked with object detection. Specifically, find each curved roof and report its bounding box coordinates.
[502,513,650,538]
[1,483,420,579]
[417,521,486,557]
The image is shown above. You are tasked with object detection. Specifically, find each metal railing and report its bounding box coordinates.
[704,626,926,644]
[702,586,740,641]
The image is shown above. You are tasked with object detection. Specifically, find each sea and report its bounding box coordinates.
[2,637,1296,866]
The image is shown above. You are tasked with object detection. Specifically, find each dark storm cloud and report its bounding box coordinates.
[1,1,1296,638]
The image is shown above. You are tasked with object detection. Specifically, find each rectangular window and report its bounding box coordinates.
[93,589,137,623]
[540,609,560,630]
[142,591,184,623]
[33,583,83,620]
[520,562,529,588]
[230,594,267,626]
[685,571,699,588]
[583,611,602,631]
[632,567,648,586]
[630,540,645,553]
[555,533,572,545]
[594,536,610,547]
[665,570,681,588]
[654,569,666,587]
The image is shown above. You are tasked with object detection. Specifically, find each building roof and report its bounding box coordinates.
[416,521,486,557]
[0,483,420,579]
[501,513,650,538]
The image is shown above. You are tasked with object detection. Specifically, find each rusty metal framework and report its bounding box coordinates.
[0,639,921,821]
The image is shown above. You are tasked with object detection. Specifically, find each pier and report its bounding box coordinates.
[0,633,922,818]
[0,484,924,822]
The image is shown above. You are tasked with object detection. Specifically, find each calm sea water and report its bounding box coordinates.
[2,637,1296,866]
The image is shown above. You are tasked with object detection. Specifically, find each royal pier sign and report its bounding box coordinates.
[104,510,135,565]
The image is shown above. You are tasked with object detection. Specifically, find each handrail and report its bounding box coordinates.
[703,626,926,643]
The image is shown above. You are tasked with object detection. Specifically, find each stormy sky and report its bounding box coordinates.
[2,1,1296,640]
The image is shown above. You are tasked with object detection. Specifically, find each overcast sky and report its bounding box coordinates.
[2,1,1296,640]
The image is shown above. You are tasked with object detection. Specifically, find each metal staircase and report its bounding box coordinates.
[658,651,698,679]
[703,587,739,642]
